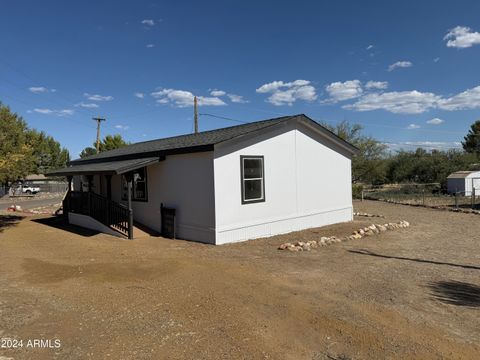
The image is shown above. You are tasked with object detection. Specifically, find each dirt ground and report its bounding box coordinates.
[0,201,479,360]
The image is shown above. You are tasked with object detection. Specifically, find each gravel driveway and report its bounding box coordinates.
[0,201,479,359]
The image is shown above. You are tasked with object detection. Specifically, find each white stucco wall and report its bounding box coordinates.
[109,151,216,244]
[213,122,353,244]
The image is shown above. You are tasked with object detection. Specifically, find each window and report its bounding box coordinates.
[241,155,265,204]
[122,167,148,201]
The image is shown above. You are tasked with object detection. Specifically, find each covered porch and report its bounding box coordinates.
[48,157,161,239]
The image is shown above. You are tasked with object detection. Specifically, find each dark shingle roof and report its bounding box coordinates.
[48,157,160,176]
[71,115,293,164]
[56,114,358,174]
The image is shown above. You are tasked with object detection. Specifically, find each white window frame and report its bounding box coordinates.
[240,155,265,204]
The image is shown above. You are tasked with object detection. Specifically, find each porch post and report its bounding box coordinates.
[87,175,93,192]
[125,173,134,240]
[64,176,73,222]
[67,176,73,192]
[103,174,111,226]
[106,175,112,200]
[87,175,93,216]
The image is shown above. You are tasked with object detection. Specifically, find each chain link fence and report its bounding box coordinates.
[1,181,68,198]
[357,183,480,210]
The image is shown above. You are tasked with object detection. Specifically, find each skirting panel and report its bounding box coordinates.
[176,223,216,245]
[68,212,125,238]
[215,206,353,245]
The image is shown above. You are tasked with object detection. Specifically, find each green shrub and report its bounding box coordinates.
[352,184,364,199]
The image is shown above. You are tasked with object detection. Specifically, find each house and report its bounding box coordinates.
[48,114,358,244]
[447,170,480,196]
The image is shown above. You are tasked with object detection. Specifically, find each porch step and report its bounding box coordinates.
[131,222,158,239]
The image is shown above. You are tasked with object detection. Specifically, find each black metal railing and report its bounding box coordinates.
[64,191,132,238]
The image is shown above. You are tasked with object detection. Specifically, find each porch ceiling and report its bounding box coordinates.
[46,157,160,176]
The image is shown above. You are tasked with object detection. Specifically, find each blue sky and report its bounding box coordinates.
[1,0,480,157]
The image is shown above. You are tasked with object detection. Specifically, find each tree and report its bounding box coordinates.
[99,134,129,152]
[79,134,129,158]
[322,120,388,183]
[0,102,69,183]
[26,129,70,173]
[0,103,35,183]
[385,148,479,187]
[462,120,480,154]
[79,147,97,159]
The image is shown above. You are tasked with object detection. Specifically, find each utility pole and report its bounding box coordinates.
[193,96,198,133]
[92,117,106,153]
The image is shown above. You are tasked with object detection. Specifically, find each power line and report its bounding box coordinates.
[199,113,248,124]
[0,59,121,133]
[0,91,96,131]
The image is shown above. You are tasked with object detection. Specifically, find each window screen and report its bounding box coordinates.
[241,156,265,203]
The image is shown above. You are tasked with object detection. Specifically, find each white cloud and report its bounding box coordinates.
[84,93,113,101]
[33,108,53,114]
[365,81,388,90]
[444,26,480,48]
[427,118,444,125]
[114,124,130,130]
[385,141,462,151]
[29,86,48,93]
[437,86,480,110]
[366,44,374,50]
[344,85,480,114]
[141,19,155,26]
[208,89,248,103]
[151,88,226,107]
[28,86,56,93]
[134,92,145,99]
[388,61,413,71]
[146,44,155,48]
[76,102,99,109]
[344,90,440,114]
[338,81,480,114]
[325,80,363,102]
[210,89,226,97]
[256,80,317,106]
[57,109,74,116]
[256,81,284,93]
[33,108,74,116]
[407,123,420,129]
[227,93,248,103]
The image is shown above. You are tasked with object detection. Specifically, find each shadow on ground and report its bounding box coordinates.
[22,257,177,284]
[32,216,100,237]
[0,214,25,233]
[428,280,480,307]
[348,249,480,270]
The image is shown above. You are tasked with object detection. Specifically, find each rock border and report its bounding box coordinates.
[353,212,385,218]
[278,220,410,252]
[6,203,60,215]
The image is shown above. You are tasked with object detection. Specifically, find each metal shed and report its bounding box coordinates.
[447,170,480,196]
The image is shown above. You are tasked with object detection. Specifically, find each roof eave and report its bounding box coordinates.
[297,115,360,155]
[46,157,161,177]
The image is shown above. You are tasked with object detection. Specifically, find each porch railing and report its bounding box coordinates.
[64,191,133,239]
